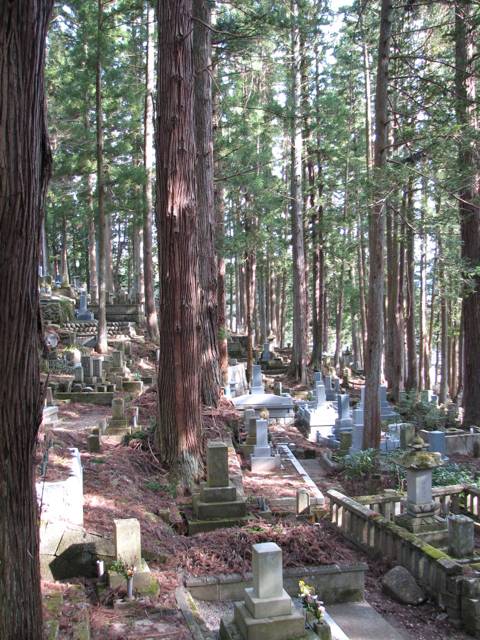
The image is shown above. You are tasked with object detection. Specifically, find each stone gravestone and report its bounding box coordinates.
[220,542,306,640]
[334,378,341,394]
[250,365,265,395]
[429,430,446,460]
[92,358,103,380]
[315,382,326,408]
[46,387,55,406]
[325,375,335,401]
[274,381,282,396]
[400,424,415,450]
[251,420,280,473]
[105,397,131,440]
[77,295,93,321]
[109,518,150,588]
[74,365,84,384]
[81,355,93,377]
[296,488,310,516]
[87,433,100,453]
[380,385,396,420]
[312,372,322,401]
[335,394,352,433]
[244,408,256,432]
[448,514,474,558]
[192,441,246,528]
[90,285,98,304]
[262,343,271,362]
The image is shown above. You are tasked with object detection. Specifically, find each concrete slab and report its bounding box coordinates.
[327,602,413,640]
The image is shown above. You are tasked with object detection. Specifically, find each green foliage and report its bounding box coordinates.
[396,393,446,431]
[432,462,473,488]
[343,449,378,482]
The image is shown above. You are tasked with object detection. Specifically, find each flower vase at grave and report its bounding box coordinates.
[125,577,134,602]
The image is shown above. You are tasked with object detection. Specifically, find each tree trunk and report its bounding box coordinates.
[458,306,464,400]
[363,0,392,451]
[86,173,98,293]
[405,176,418,393]
[194,0,220,407]
[288,0,307,384]
[213,63,228,387]
[245,244,256,383]
[155,0,203,486]
[143,2,159,344]
[61,216,68,275]
[270,262,277,342]
[280,269,287,348]
[0,0,54,637]
[455,1,480,425]
[439,236,449,405]
[95,0,108,354]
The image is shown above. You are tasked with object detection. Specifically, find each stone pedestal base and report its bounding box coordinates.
[105,420,131,441]
[193,495,247,520]
[220,601,307,640]
[122,381,143,393]
[250,455,280,473]
[108,559,150,589]
[243,444,255,457]
[396,512,447,536]
[244,587,291,618]
[200,481,237,503]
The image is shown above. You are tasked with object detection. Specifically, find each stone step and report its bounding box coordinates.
[326,602,413,640]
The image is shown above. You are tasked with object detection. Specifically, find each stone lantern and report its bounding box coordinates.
[395,434,447,540]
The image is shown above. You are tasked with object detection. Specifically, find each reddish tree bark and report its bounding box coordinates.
[0,0,54,637]
[155,0,203,486]
[455,1,480,425]
[194,0,220,406]
[363,0,392,451]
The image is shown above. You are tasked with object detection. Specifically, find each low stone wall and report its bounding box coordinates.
[54,391,114,405]
[420,429,480,456]
[186,562,366,604]
[328,488,480,636]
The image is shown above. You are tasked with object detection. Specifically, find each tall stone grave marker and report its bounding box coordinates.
[220,542,308,640]
[250,365,265,395]
[191,441,246,532]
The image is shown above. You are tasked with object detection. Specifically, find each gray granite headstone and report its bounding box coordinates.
[251,365,265,395]
[429,430,446,460]
[206,441,229,488]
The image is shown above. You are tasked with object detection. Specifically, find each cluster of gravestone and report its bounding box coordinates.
[51,346,144,404]
[295,373,445,459]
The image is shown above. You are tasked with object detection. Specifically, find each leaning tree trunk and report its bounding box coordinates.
[363,0,392,451]
[0,1,54,637]
[455,0,480,426]
[194,0,220,407]
[155,0,203,487]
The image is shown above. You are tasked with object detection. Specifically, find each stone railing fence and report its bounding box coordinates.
[353,484,464,523]
[327,487,480,636]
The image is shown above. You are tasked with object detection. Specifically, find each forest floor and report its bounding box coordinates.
[39,346,473,640]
